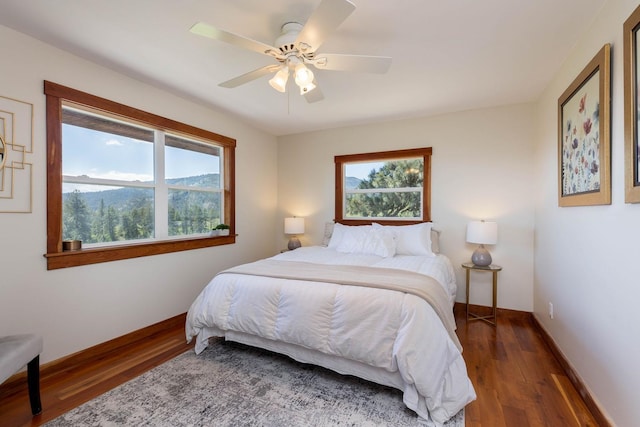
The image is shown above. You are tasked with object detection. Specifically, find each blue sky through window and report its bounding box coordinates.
[345,162,385,180]
[62,125,220,192]
[62,124,153,182]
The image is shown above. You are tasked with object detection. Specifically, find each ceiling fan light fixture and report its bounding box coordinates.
[294,62,315,87]
[269,67,289,93]
[298,80,317,95]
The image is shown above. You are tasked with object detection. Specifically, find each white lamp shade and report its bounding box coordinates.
[284,217,305,235]
[298,80,317,94]
[269,67,289,93]
[466,221,497,245]
[294,63,314,86]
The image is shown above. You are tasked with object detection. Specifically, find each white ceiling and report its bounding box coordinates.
[0,0,606,136]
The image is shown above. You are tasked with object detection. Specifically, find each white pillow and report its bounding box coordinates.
[332,223,396,257]
[430,228,441,254]
[325,221,440,253]
[375,222,434,256]
[327,222,345,248]
[321,222,335,247]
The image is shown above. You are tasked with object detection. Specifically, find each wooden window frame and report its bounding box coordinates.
[44,81,236,270]
[335,147,432,225]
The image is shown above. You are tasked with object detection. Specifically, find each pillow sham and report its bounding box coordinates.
[374,222,435,257]
[327,222,343,248]
[430,228,441,254]
[322,222,335,247]
[331,223,396,257]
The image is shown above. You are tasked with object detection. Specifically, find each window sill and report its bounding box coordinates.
[44,235,236,270]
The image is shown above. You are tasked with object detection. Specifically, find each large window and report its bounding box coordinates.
[45,81,236,269]
[335,148,431,225]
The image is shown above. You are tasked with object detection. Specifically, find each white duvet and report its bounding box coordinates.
[186,247,476,426]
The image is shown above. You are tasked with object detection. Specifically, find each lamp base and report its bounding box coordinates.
[471,244,492,266]
[288,236,301,250]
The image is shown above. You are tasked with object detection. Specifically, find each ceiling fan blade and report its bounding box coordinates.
[304,85,325,103]
[295,0,356,53]
[190,22,283,59]
[219,65,281,88]
[313,54,392,73]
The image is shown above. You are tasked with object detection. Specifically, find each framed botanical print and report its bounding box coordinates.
[624,5,640,203]
[558,44,611,207]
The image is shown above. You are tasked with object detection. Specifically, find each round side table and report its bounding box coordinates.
[462,262,502,326]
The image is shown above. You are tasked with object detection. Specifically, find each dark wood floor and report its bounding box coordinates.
[0,306,600,426]
[455,305,600,426]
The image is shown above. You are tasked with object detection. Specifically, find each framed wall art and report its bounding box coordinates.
[0,95,34,213]
[624,5,640,203]
[557,44,611,207]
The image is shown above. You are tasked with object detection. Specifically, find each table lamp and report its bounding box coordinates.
[285,217,305,250]
[466,220,497,266]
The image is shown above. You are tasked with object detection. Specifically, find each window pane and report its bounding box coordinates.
[62,108,154,182]
[168,189,221,236]
[165,134,220,188]
[345,191,422,219]
[345,158,423,189]
[62,183,154,244]
[344,158,423,219]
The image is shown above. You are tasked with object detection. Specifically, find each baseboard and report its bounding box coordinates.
[0,312,187,397]
[531,314,612,427]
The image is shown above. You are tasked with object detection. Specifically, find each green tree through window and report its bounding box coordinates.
[63,190,92,242]
[346,159,423,218]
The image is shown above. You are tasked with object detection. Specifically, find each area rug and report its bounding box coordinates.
[45,339,464,426]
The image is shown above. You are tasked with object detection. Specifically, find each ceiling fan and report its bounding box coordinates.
[190,0,392,103]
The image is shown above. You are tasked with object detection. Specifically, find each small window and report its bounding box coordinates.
[45,81,236,269]
[335,148,431,224]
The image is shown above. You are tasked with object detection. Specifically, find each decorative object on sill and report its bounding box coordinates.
[210,224,230,237]
[466,220,497,267]
[62,240,82,251]
[285,217,304,250]
[0,95,34,213]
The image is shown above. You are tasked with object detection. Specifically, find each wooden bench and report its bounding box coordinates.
[0,334,43,415]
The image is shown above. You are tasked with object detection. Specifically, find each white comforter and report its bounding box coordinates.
[186,247,476,426]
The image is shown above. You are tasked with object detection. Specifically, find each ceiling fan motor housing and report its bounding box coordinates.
[274,22,303,53]
[274,22,315,63]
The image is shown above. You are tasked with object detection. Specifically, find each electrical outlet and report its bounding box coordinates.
[548,302,554,319]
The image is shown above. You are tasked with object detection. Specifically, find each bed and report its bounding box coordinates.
[186,222,476,426]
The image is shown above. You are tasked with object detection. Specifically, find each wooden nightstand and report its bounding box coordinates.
[462,262,502,326]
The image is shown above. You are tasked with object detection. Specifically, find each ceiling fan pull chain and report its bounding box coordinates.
[287,81,291,115]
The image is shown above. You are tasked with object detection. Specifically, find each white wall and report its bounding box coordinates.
[534,1,640,425]
[0,26,279,364]
[5,3,634,421]
[278,104,535,311]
